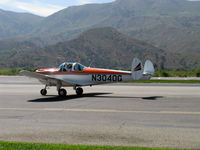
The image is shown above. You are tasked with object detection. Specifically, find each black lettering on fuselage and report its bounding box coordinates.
[102,75,106,81]
[97,74,101,81]
[92,74,123,82]
[118,75,122,82]
[92,74,96,81]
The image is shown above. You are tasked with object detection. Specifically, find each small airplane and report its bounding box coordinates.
[20,58,155,97]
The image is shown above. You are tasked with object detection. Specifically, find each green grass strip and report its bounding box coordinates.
[0,141,194,150]
[0,68,36,76]
[129,80,200,84]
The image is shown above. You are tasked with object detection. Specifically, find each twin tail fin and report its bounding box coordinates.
[131,58,155,80]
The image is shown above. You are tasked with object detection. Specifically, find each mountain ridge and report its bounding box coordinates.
[0,0,200,69]
[0,9,43,39]
[1,27,165,69]
[27,0,200,54]
[2,27,200,70]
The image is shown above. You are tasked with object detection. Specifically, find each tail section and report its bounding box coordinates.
[131,58,155,80]
[143,60,155,76]
[142,60,155,80]
[131,58,143,80]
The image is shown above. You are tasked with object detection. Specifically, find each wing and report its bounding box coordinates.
[20,70,75,86]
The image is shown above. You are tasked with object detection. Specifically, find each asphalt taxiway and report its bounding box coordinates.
[0,76,200,148]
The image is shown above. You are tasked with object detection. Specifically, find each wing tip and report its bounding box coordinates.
[19,70,29,75]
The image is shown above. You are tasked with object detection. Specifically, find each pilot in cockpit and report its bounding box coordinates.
[66,64,73,71]
[58,63,85,72]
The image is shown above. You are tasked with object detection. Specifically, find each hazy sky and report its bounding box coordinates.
[1,0,199,17]
[0,0,115,16]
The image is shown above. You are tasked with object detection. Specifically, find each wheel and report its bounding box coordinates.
[76,87,83,96]
[40,89,47,96]
[58,89,67,97]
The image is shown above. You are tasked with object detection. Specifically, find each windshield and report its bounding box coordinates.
[58,62,85,72]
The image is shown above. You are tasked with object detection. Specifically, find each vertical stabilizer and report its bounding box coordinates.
[143,60,155,76]
[140,60,155,80]
[131,58,143,80]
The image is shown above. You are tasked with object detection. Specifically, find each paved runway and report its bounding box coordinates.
[0,76,200,148]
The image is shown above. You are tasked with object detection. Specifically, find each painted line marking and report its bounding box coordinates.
[0,108,199,115]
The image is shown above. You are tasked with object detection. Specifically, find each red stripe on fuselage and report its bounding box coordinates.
[36,67,131,75]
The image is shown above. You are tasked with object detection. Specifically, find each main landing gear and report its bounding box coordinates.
[56,83,67,97]
[76,87,83,96]
[58,88,67,97]
[40,85,83,97]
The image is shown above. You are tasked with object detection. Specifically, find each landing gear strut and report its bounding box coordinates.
[76,87,83,96]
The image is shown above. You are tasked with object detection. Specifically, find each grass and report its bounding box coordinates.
[129,80,200,84]
[154,70,200,77]
[0,141,195,150]
[0,68,36,75]
[0,68,22,75]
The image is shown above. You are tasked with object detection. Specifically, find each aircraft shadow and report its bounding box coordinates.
[93,95,164,100]
[142,96,164,100]
[28,93,164,103]
[28,93,113,102]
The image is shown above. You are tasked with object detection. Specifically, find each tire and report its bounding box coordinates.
[40,89,47,96]
[58,89,67,97]
[76,88,83,96]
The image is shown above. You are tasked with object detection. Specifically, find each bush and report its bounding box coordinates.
[161,71,170,77]
[196,72,200,77]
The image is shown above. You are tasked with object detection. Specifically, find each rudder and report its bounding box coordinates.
[131,58,143,80]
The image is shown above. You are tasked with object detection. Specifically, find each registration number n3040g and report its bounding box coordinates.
[92,74,122,82]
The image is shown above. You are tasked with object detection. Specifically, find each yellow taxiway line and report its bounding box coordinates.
[0,107,200,115]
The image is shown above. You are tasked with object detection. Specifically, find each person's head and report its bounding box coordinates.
[67,64,72,68]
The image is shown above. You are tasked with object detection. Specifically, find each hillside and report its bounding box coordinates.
[0,0,200,70]
[27,0,200,53]
[2,27,200,70]
[1,0,200,54]
[0,39,39,65]
[1,27,163,68]
[0,9,43,39]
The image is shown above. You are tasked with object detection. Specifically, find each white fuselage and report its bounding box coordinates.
[48,72,132,86]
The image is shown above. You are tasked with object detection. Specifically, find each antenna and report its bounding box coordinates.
[89,60,93,68]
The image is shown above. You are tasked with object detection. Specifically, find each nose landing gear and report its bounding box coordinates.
[40,85,47,96]
[40,89,47,96]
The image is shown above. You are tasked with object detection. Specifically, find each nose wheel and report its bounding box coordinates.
[58,88,67,97]
[76,87,83,96]
[40,89,47,96]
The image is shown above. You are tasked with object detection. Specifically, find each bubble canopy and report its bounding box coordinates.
[58,62,86,72]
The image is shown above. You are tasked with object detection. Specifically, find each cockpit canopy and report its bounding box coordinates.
[58,62,85,72]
